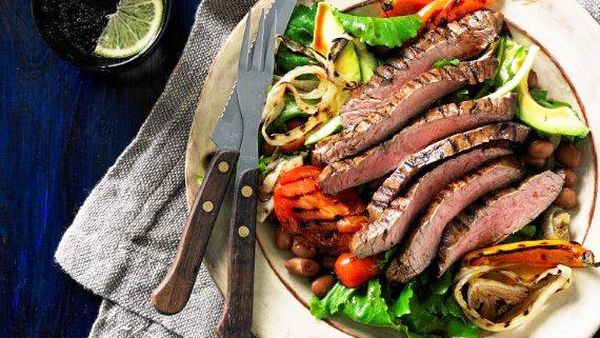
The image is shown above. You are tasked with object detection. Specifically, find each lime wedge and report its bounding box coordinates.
[95,0,164,59]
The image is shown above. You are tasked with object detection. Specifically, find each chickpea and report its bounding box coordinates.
[285,258,320,277]
[311,275,336,298]
[525,156,546,170]
[556,143,581,168]
[274,227,293,251]
[555,188,578,209]
[292,239,317,259]
[563,169,577,187]
[527,139,554,159]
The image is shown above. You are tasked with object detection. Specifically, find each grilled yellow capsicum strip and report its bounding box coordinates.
[462,240,596,268]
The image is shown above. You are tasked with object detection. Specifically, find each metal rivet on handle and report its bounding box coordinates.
[218,161,229,173]
[202,201,214,213]
[241,185,253,198]
[238,226,250,238]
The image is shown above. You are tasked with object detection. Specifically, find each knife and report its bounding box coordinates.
[216,1,294,336]
[150,85,243,315]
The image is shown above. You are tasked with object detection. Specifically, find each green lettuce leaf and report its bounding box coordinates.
[378,247,398,269]
[502,223,538,243]
[447,319,480,338]
[400,271,479,338]
[276,47,317,72]
[530,89,572,109]
[430,269,453,295]
[333,12,422,48]
[433,58,460,68]
[309,269,479,338]
[257,155,273,177]
[310,280,397,328]
[276,3,319,72]
[310,282,355,319]
[341,280,397,328]
[194,173,203,186]
[284,3,318,46]
[391,282,413,317]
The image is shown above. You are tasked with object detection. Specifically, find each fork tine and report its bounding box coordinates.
[239,8,252,73]
[263,9,277,73]
[252,9,267,71]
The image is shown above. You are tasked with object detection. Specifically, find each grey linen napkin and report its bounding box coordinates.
[55,0,255,337]
[55,1,599,338]
[579,0,600,21]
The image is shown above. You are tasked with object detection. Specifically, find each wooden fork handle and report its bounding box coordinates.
[150,149,239,315]
[216,167,258,338]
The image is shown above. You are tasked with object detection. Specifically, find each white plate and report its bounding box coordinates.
[185,1,600,336]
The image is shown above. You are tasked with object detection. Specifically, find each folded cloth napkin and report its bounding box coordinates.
[56,1,599,338]
[579,0,600,21]
[55,0,255,337]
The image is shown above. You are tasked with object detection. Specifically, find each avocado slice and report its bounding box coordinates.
[354,40,378,82]
[335,42,362,83]
[312,2,378,84]
[305,116,342,145]
[517,80,589,138]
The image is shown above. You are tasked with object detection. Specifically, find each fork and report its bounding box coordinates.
[215,7,278,338]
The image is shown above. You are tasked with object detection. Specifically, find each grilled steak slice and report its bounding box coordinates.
[351,146,514,258]
[313,57,498,165]
[386,157,525,283]
[438,170,565,275]
[343,10,503,116]
[370,122,530,215]
[318,95,517,194]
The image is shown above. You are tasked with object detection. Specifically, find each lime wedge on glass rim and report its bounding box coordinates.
[94,0,164,59]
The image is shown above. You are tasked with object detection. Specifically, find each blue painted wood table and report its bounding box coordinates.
[0,0,201,336]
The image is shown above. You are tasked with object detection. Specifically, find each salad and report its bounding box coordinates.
[253,0,597,336]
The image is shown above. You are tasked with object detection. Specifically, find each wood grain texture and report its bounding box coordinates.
[0,0,200,336]
[151,149,239,315]
[216,168,259,338]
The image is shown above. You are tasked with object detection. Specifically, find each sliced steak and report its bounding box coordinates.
[386,157,526,283]
[370,122,530,215]
[351,146,514,258]
[343,10,503,116]
[318,95,517,194]
[437,170,565,275]
[313,57,498,165]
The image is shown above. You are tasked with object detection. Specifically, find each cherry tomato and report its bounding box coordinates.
[334,253,381,288]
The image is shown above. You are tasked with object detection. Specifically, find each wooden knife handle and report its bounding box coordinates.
[216,167,259,338]
[150,149,240,315]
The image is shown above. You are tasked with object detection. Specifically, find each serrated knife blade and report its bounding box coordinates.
[211,83,243,152]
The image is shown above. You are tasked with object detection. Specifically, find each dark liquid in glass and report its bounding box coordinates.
[32,0,168,71]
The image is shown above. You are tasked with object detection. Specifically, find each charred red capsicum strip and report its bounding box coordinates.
[273,165,368,252]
